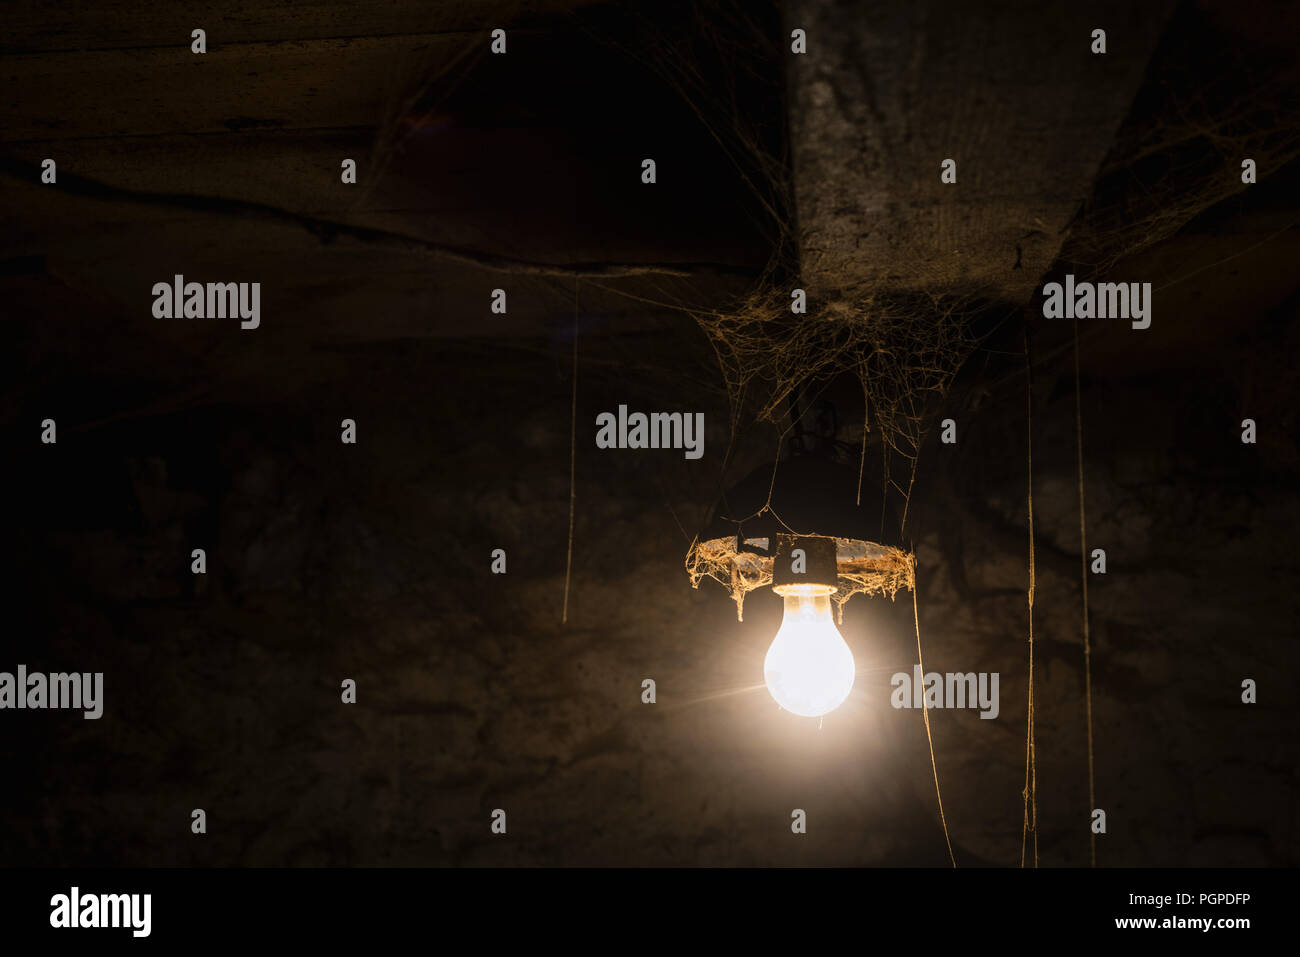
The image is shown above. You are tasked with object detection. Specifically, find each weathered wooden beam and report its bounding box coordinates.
[0,0,592,54]
[785,0,1176,309]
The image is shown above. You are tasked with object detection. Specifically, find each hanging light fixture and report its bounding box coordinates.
[685,402,915,718]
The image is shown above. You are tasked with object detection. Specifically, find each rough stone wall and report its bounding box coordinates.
[4,321,1295,866]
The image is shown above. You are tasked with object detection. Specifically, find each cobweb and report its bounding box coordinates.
[692,284,981,535]
[685,533,915,622]
[1059,5,1300,274]
[610,1,985,531]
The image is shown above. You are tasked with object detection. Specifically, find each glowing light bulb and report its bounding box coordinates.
[763,585,855,717]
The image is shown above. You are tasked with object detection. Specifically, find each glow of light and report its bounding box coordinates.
[763,584,855,718]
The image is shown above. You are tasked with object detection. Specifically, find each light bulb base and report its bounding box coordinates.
[771,534,838,595]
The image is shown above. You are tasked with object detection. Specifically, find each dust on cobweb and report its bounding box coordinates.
[685,532,914,623]
[692,283,981,534]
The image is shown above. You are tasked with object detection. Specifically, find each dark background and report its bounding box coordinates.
[0,0,1296,867]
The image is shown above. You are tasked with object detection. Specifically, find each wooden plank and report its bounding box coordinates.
[0,119,768,268]
[0,0,592,54]
[0,34,467,140]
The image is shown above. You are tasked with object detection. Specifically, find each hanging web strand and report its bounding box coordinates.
[1074,318,1097,868]
[857,359,869,507]
[1021,325,1039,868]
[562,281,579,625]
[913,558,956,867]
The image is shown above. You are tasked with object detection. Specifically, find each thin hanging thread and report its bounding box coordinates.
[1021,326,1038,868]
[857,359,869,507]
[562,282,579,625]
[1073,318,1097,868]
[913,560,956,868]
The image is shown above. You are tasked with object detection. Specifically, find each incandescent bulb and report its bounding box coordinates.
[763,586,855,717]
